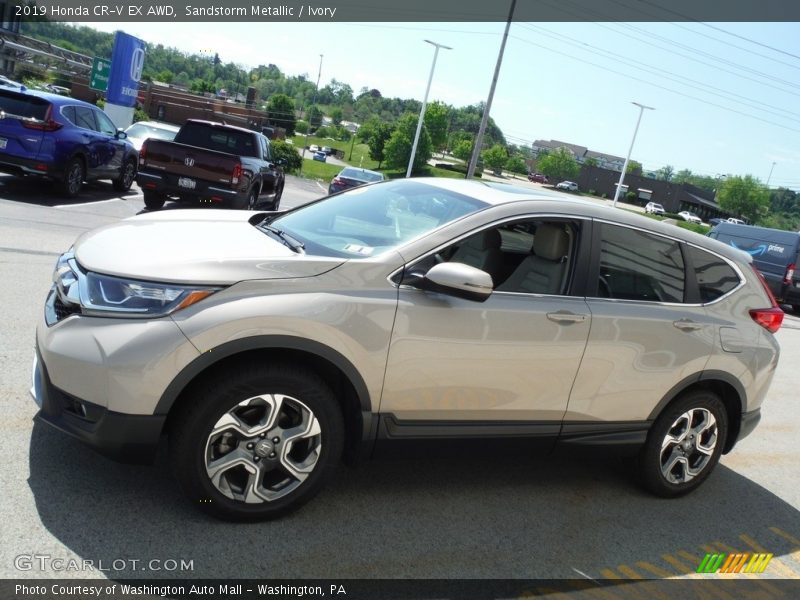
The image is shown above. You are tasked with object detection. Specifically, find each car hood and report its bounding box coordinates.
[73,210,346,285]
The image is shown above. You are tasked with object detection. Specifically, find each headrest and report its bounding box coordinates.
[465,228,501,250]
[533,224,569,260]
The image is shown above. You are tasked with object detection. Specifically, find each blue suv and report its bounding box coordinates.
[0,87,138,197]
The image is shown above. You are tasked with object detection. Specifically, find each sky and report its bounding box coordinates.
[83,20,800,189]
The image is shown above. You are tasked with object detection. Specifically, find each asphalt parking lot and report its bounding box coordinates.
[1,173,799,585]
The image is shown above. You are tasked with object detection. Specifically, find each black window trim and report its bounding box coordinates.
[588,219,746,307]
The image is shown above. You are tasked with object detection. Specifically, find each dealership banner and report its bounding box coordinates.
[105,30,145,108]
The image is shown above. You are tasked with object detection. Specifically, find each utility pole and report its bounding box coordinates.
[766,161,777,188]
[466,0,516,179]
[300,54,323,174]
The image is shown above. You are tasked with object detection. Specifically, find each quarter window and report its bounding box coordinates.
[597,224,685,302]
[685,245,740,303]
[73,107,96,131]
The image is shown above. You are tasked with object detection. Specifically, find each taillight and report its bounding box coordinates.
[139,140,147,166]
[784,263,795,285]
[749,266,784,333]
[22,104,62,131]
[332,177,342,186]
[231,163,242,185]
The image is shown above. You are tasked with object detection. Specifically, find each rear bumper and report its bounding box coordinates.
[137,170,243,204]
[737,408,761,444]
[31,348,165,464]
[0,153,61,179]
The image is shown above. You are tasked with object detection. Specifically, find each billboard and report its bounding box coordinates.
[106,31,145,107]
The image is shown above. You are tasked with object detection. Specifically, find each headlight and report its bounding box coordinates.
[81,271,220,317]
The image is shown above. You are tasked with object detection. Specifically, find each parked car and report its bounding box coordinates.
[678,211,702,224]
[309,144,320,153]
[34,178,781,520]
[709,218,724,227]
[0,75,24,89]
[321,146,333,155]
[312,150,327,162]
[709,221,800,311]
[556,180,579,192]
[645,202,666,215]
[727,217,746,225]
[44,84,71,96]
[124,120,180,152]
[0,87,138,197]
[136,119,285,210]
[528,173,548,184]
[328,166,384,194]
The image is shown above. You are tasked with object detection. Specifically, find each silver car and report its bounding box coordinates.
[33,178,782,520]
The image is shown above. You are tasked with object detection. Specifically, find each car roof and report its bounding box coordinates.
[407,178,750,263]
[711,221,800,244]
[8,87,96,108]
[126,120,180,131]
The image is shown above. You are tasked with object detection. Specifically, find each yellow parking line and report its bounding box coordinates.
[635,561,674,578]
[739,534,799,578]
[599,569,649,600]
[615,565,671,600]
[711,541,784,596]
[770,527,800,547]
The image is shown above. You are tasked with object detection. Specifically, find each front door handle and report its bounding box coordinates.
[673,319,703,331]
[547,311,587,324]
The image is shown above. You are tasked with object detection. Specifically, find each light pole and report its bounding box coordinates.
[406,40,452,178]
[612,101,654,208]
[766,161,777,188]
[301,53,324,168]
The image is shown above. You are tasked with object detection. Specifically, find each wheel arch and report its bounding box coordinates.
[159,336,373,457]
[647,371,746,454]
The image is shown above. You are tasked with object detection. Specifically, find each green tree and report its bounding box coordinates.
[537,147,579,182]
[718,175,771,223]
[270,140,302,173]
[626,160,643,175]
[656,164,675,181]
[266,93,297,136]
[506,156,528,176]
[584,157,598,167]
[306,105,323,130]
[330,107,343,126]
[482,144,508,174]
[295,120,309,134]
[424,101,450,154]
[384,114,432,173]
[360,119,395,169]
[452,140,473,161]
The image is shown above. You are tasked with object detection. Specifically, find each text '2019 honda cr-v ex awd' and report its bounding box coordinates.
[32,178,782,521]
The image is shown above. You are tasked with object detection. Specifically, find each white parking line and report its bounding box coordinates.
[53,198,132,208]
[314,180,326,193]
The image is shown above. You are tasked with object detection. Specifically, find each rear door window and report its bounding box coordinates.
[93,110,118,135]
[74,107,97,131]
[596,224,685,302]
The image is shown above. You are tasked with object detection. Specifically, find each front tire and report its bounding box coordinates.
[113,159,137,192]
[637,390,728,498]
[170,363,344,521]
[59,157,85,198]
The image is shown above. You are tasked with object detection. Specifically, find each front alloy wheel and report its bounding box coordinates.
[171,363,343,521]
[638,390,727,497]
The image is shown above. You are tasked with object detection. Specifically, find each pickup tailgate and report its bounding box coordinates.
[140,139,239,186]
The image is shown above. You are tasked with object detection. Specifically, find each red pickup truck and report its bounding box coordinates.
[136,120,285,210]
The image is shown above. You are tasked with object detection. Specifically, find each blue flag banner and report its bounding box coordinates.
[106,31,145,107]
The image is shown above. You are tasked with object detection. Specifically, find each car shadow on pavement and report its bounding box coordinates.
[0,176,139,206]
[28,421,800,580]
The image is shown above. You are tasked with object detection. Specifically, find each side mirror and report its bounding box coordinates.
[418,262,493,302]
[116,129,127,139]
[275,158,287,166]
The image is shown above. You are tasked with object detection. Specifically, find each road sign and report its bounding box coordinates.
[89,57,110,92]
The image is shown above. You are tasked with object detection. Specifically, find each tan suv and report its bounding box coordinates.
[32,179,782,520]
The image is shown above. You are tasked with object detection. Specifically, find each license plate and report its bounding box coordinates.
[178,177,196,189]
[0,138,7,149]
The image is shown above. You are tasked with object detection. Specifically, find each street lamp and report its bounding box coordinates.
[406,40,452,178]
[612,101,654,208]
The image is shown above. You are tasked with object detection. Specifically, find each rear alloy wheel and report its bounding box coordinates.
[113,159,137,192]
[143,190,165,210]
[637,390,727,497]
[170,364,344,521]
[59,157,85,198]
[246,187,259,210]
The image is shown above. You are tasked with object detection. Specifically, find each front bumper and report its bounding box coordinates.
[31,348,165,464]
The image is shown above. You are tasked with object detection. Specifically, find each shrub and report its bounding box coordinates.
[271,140,302,173]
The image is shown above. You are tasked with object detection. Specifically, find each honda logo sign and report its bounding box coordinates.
[185,157,195,167]
[130,47,145,82]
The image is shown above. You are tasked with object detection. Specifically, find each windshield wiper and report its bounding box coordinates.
[260,225,305,253]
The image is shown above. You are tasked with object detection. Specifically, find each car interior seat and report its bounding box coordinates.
[449,229,504,285]
[497,224,570,294]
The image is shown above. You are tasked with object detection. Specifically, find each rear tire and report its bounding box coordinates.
[143,190,165,210]
[59,157,85,198]
[270,181,283,211]
[170,363,344,521]
[637,390,727,498]
[113,159,137,192]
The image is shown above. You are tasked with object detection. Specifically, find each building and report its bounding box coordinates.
[531,139,627,172]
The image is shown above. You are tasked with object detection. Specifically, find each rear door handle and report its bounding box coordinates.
[673,319,702,331]
[547,311,587,324]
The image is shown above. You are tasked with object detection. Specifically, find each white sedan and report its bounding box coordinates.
[678,211,702,224]
[556,181,579,192]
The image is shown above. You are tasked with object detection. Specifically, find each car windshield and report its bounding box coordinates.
[340,168,383,182]
[267,180,487,258]
[126,123,177,141]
